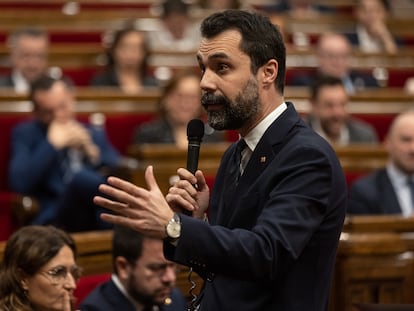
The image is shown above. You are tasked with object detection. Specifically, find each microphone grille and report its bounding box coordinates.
[187,119,205,140]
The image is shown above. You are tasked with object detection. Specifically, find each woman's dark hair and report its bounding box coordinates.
[0,226,77,310]
[106,26,150,80]
[200,9,286,94]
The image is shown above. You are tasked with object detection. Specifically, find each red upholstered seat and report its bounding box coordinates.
[74,273,111,307]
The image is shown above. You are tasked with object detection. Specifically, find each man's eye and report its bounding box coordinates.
[218,64,229,72]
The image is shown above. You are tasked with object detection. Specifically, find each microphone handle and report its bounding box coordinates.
[184,141,200,216]
[187,141,200,174]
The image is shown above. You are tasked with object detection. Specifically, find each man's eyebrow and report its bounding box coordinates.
[197,52,231,63]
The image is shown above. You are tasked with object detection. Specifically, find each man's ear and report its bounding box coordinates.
[261,59,278,88]
[115,256,131,281]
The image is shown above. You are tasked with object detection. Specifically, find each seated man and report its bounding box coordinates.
[289,32,379,93]
[348,111,414,216]
[80,225,187,311]
[8,75,120,231]
[0,27,50,93]
[305,75,378,146]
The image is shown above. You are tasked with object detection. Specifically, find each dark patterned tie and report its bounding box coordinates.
[230,138,247,185]
[222,139,247,213]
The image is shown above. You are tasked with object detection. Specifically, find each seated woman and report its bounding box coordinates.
[0,225,81,311]
[132,70,224,148]
[90,24,158,93]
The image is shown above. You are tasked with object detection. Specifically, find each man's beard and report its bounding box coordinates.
[201,77,260,131]
[126,274,169,307]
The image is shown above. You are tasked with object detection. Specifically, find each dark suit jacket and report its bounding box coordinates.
[306,115,379,144]
[90,68,158,88]
[8,119,120,230]
[132,119,224,145]
[165,103,347,311]
[289,70,379,91]
[79,278,187,311]
[0,74,14,88]
[348,168,402,214]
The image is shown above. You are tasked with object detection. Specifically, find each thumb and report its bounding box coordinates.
[145,166,162,194]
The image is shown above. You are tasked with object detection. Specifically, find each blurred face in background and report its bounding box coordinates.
[33,81,76,125]
[317,34,352,79]
[163,74,201,127]
[356,0,387,30]
[311,84,349,140]
[385,112,414,175]
[10,34,49,83]
[163,12,189,40]
[113,30,146,71]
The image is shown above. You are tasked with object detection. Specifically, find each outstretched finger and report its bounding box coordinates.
[144,165,163,195]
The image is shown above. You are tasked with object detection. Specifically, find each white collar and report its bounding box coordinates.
[242,102,288,152]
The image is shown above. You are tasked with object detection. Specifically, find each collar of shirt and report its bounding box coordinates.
[356,24,382,53]
[310,117,350,146]
[11,70,29,93]
[386,162,413,217]
[111,274,159,311]
[242,102,288,152]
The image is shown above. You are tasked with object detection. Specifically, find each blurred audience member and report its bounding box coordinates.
[306,75,378,146]
[133,70,224,148]
[0,27,49,93]
[90,25,158,93]
[148,0,201,52]
[0,225,81,311]
[346,0,398,54]
[348,111,414,216]
[80,225,186,311]
[264,0,334,18]
[8,75,120,231]
[290,32,379,93]
[197,0,242,11]
[405,77,414,95]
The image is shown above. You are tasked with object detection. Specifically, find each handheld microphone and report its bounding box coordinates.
[184,119,204,216]
[186,119,204,174]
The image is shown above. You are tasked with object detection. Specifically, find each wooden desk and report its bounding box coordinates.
[125,143,389,194]
[330,216,414,311]
[0,87,411,115]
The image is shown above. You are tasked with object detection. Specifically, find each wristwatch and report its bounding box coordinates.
[166,212,181,240]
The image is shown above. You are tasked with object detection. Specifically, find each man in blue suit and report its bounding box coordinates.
[8,75,120,231]
[80,225,187,311]
[348,111,414,216]
[93,10,347,311]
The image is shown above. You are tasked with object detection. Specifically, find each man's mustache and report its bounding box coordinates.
[201,93,229,107]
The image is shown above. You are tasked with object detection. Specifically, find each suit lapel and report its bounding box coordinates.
[219,103,302,226]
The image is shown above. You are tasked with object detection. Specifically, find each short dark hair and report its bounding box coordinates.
[7,27,49,49]
[161,0,189,18]
[29,75,73,110]
[112,225,145,274]
[310,75,345,101]
[200,9,286,94]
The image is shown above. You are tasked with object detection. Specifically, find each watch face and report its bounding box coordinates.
[167,221,181,239]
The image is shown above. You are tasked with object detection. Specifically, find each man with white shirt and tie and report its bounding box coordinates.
[348,111,414,216]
